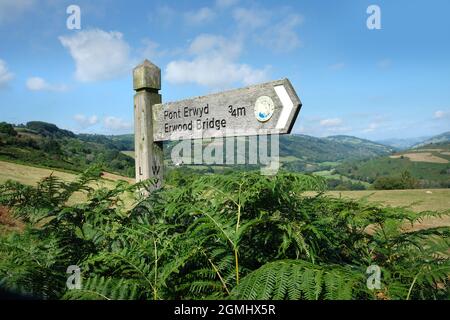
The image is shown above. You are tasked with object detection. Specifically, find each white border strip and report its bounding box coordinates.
[274,85,293,130]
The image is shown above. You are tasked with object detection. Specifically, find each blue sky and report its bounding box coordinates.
[0,0,449,140]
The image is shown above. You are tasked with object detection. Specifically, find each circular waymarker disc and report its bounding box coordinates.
[254,96,275,122]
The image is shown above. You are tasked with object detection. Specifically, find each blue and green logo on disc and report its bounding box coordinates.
[254,96,275,122]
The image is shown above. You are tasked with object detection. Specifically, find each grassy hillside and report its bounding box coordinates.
[281,134,393,165]
[0,122,135,177]
[0,160,134,205]
[377,132,450,150]
[2,121,395,179]
[377,136,430,150]
[335,143,450,188]
[323,189,450,231]
[4,121,449,191]
[325,135,394,154]
[325,188,450,214]
[412,131,450,149]
[2,158,448,215]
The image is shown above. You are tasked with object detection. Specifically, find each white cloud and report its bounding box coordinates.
[362,122,379,133]
[165,34,269,88]
[139,38,183,61]
[0,59,14,88]
[104,116,132,132]
[0,0,35,24]
[185,7,215,25]
[26,77,67,91]
[188,34,241,58]
[434,110,449,119]
[320,118,343,127]
[59,29,132,82]
[232,7,269,29]
[140,39,164,60]
[257,14,303,53]
[298,117,351,136]
[232,7,303,53]
[74,114,98,128]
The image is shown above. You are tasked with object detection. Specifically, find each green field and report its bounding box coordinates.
[326,189,450,212]
[324,189,450,230]
[335,143,450,188]
[2,158,448,215]
[0,160,134,206]
[313,170,371,187]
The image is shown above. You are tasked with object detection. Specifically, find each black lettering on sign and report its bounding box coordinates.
[196,117,227,130]
[228,105,246,117]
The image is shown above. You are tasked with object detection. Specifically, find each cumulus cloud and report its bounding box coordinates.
[104,116,132,132]
[434,110,449,119]
[59,29,132,82]
[165,34,269,88]
[26,77,67,91]
[74,114,98,128]
[184,7,215,25]
[0,0,35,24]
[0,59,14,88]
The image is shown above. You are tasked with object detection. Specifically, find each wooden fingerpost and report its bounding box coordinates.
[133,60,164,191]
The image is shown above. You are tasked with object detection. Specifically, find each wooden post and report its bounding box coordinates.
[133,60,164,190]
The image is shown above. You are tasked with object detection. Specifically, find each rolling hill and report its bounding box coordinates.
[0,121,135,177]
[376,132,450,150]
[335,142,450,188]
[1,121,395,176]
[411,131,450,149]
[277,134,394,172]
[4,120,448,190]
[376,136,431,150]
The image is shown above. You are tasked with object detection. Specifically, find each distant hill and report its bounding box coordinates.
[0,121,402,179]
[411,132,450,149]
[325,135,394,155]
[0,121,135,177]
[376,136,431,150]
[277,134,394,172]
[335,142,450,188]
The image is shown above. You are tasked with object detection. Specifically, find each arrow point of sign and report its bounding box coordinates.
[274,85,294,131]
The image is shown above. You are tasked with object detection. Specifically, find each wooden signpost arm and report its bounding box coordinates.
[132,60,301,191]
[133,60,164,189]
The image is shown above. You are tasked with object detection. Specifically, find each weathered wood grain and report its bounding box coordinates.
[133,60,164,187]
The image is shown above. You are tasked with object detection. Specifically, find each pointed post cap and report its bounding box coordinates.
[133,59,161,91]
